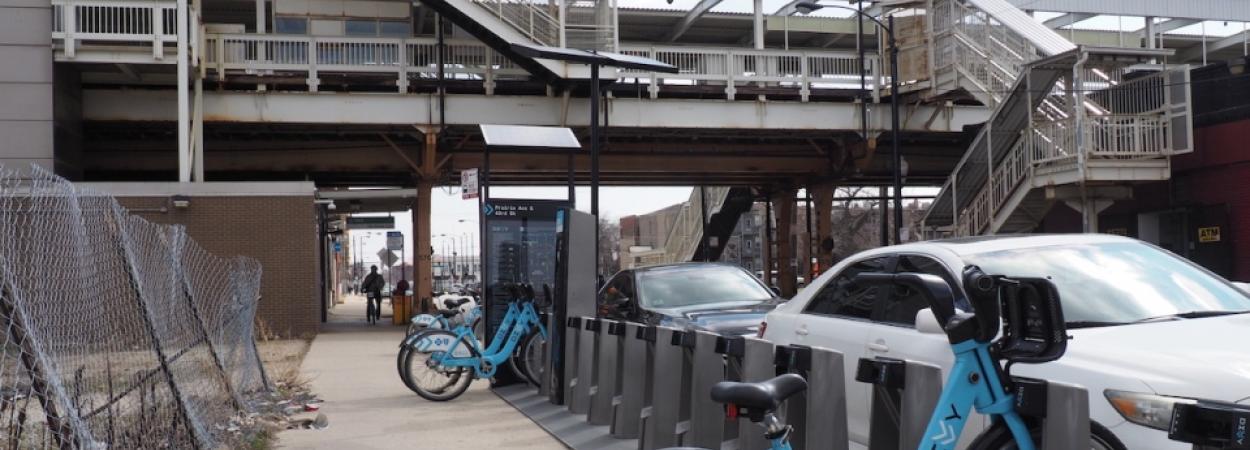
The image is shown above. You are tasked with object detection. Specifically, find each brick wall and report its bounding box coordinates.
[115,195,320,338]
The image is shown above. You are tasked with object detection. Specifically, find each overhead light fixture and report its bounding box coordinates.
[171,195,190,209]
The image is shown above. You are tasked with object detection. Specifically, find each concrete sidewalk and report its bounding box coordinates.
[278,295,564,449]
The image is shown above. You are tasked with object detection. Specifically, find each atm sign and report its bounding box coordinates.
[1198,226,1221,243]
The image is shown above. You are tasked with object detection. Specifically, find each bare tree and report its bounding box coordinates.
[598,217,621,275]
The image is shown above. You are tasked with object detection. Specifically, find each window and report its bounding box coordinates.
[274,16,308,35]
[599,273,633,304]
[803,257,889,320]
[344,19,379,36]
[379,21,410,37]
[637,265,773,308]
[878,255,958,326]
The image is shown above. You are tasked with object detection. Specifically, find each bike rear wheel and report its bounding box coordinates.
[402,329,477,401]
[966,420,1124,450]
[510,331,546,387]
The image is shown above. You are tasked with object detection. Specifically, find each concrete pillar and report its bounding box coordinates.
[811,182,835,276]
[0,0,54,172]
[753,0,764,50]
[773,188,797,297]
[414,132,437,312]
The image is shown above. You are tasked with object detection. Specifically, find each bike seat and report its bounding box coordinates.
[710,373,806,414]
[442,298,472,309]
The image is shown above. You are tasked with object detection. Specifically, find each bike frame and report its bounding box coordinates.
[433,299,548,378]
[919,332,1034,450]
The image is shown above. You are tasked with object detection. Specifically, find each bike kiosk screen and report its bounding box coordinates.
[482,199,565,385]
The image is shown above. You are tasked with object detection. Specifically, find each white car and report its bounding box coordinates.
[762,234,1250,450]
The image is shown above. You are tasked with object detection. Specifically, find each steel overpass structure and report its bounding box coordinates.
[19,0,1239,295]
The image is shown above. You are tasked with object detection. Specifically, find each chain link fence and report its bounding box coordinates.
[0,165,270,449]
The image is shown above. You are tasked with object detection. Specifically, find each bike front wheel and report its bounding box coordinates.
[402,329,477,401]
[966,420,1125,450]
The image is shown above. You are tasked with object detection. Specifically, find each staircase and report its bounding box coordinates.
[650,187,754,264]
[415,0,616,81]
[915,0,1194,237]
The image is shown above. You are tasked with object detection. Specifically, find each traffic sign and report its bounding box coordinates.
[386,231,403,250]
[376,248,398,266]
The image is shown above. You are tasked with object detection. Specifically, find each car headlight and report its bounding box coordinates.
[1105,390,1197,431]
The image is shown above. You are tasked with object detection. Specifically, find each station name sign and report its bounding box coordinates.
[347,216,395,229]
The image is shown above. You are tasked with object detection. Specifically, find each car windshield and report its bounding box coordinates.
[638,265,773,309]
[964,241,1250,325]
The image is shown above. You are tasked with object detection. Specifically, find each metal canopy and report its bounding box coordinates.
[480,124,582,151]
[509,43,681,73]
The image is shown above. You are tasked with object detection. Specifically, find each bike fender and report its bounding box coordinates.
[412,333,474,357]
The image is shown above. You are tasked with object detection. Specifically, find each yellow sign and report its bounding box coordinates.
[1199,226,1221,243]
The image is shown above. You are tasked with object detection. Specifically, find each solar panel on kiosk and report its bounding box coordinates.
[508,43,680,74]
[479,124,582,151]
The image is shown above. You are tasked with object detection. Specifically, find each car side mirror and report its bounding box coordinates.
[770,286,782,296]
[915,308,944,335]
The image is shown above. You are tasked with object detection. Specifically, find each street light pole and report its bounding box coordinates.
[795,1,903,244]
[888,15,903,244]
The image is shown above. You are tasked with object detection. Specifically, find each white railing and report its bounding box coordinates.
[52,0,180,60]
[204,34,529,92]
[618,45,879,101]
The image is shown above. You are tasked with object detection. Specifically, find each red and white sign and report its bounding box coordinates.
[461,169,479,200]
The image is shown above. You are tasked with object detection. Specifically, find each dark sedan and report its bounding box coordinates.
[596,263,783,336]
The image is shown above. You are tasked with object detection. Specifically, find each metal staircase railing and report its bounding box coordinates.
[938,61,1191,237]
[655,187,731,265]
[930,0,1061,106]
[471,0,561,47]
[918,0,1192,238]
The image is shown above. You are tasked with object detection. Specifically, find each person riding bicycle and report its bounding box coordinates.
[361,265,385,324]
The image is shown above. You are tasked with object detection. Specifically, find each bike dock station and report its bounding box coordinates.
[496,315,1143,450]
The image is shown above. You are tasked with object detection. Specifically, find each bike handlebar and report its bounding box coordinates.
[961,266,1002,343]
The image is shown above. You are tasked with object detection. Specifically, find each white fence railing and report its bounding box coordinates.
[204,34,529,92]
[52,0,182,60]
[618,45,880,101]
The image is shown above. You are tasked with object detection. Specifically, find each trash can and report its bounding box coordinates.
[392,295,410,325]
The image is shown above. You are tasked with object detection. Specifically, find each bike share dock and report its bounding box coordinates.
[495,315,1094,450]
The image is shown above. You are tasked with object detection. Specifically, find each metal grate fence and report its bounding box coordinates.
[0,165,268,449]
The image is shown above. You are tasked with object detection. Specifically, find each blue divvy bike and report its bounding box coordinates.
[400,284,549,401]
[672,266,1069,450]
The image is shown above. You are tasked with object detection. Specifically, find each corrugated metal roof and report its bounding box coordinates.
[967,0,1077,56]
